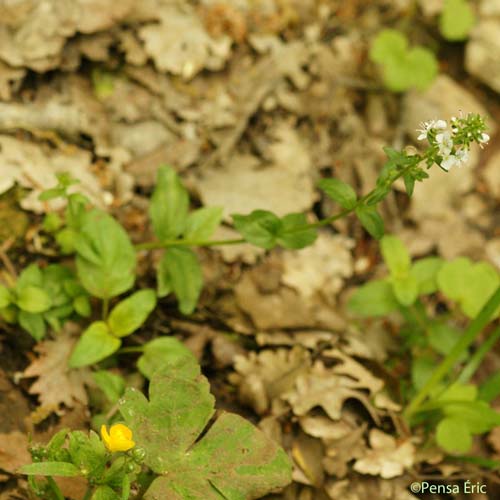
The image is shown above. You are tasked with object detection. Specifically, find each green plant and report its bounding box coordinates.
[22,343,291,500]
[9,113,491,497]
[349,234,500,454]
[439,0,475,41]
[370,29,438,92]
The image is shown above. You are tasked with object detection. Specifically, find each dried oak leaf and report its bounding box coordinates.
[353,429,415,479]
[230,346,311,415]
[23,333,92,410]
[139,3,231,79]
[284,353,383,422]
[326,475,417,500]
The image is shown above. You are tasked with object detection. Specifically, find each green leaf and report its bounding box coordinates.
[16,286,51,313]
[0,285,11,308]
[137,337,197,380]
[436,417,472,454]
[93,371,126,403]
[391,274,418,306]
[440,0,475,41]
[39,187,66,201]
[75,210,136,299]
[119,359,292,499]
[74,295,92,317]
[56,227,78,254]
[92,486,121,500]
[42,213,62,233]
[20,462,81,477]
[17,264,43,289]
[159,248,203,315]
[427,322,463,357]
[149,166,189,241]
[437,258,500,318]
[317,178,357,210]
[410,257,443,295]
[370,29,437,92]
[411,356,436,391]
[277,213,317,249]
[68,430,107,478]
[156,255,172,298]
[184,207,223,240]
[478,373,500,402]
[442,400,500,434]
[232,210,281,249]
[69,321,121,368]
[380,235,410,277]
[19,311,46,340]
[355,205,384,239]
[108,289,157,337]
[348,280,399,317]
[403,173,415,197]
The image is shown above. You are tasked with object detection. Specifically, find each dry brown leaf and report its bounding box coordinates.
[0,431,30,474]
[23,333,92,410]
[353,429,415,479]
[197,122,316,219]
[139,3,231,79]
[299,415,352,441]
[282,234,354,300]
[230,346,311,415]
[292,432,324,487]
[284,359,382,422]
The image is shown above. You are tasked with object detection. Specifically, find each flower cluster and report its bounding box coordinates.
[417,113,489,171]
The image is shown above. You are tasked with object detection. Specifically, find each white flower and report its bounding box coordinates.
[436,131,453,156]
[417,119,448,140]
[479,132,490,143]
[434,120,447,129]
[441,154,458,171]
[455,149,469,165]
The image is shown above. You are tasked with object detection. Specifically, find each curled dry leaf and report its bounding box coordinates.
[283,354,383,423]
[230,346,311,415]
[282,234,354,300]
[353,429,415,479]
[23,328,92,410]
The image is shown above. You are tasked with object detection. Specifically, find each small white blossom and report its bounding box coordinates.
[479,132,490,144]
[455,149,469,165]
[417,119,448,140]
[436,131,453,157]
[441,154,458,171]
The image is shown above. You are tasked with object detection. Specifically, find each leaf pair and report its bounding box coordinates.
[433,384,500,453]
[118,342,292,499]
[232,210,317,250]
[149,166,224,314]
[318,178,385,239]
[69,290,157,367]
[348,235,444,315]
[370,29,438,92]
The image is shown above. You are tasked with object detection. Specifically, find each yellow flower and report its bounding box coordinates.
[100,423,135,452]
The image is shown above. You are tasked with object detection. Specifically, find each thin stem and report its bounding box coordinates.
[404,285,500,420]
[47,477,65,500]
[457,326,500,384]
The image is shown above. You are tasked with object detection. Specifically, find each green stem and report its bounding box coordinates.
[404,285,500,420]
[457,326,500,385]
[47,477,65,500]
